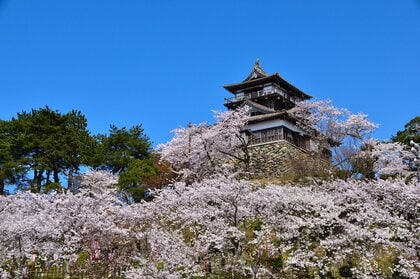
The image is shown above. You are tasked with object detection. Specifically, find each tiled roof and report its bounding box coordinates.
[244,100,276,113]
[223,60,311,100]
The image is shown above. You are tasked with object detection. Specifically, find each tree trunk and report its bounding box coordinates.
[34,169,44,193]
[53,168,60,184]
[31,169,37,193]
[0,179,4,195]
[46,170,51,184]
[67,167,74,191]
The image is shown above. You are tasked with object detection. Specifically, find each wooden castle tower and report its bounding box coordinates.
[223,60,331,177]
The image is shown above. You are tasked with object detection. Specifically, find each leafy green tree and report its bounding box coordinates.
[0,120,12,194]
[118,158,157,202]
[118,154,179,203]
[392,116,420,145]
[2,108,156,198]
[94,125,152,174]
[59,110,93,189]
[12,108,58,191]
[5,107,93,192]
[0,120,25,195]
[92,125,157,202]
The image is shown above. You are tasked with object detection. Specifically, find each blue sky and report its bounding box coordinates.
[0,0,419,146]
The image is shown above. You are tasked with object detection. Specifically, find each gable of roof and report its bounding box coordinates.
[243,59,270,82]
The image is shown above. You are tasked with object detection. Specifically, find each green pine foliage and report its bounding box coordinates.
[92,124,157,202]
[93,124,152,174]
[0,107,157,201]
[2,107,93,192]
[392,116,420,145]
[118,158,157,202]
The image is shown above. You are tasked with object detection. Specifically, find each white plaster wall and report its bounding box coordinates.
[247,119,307,135]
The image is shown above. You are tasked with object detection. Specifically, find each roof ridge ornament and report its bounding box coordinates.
[255,58,260,68]
[243,59,269,81]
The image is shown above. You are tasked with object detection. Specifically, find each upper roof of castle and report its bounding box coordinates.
[223,60,312,101]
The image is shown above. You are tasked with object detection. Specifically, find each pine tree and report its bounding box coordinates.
[392,116,420,145]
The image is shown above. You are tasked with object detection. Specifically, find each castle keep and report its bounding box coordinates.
[223,61,331,177]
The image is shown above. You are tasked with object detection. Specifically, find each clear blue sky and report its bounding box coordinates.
[0,0,419,146]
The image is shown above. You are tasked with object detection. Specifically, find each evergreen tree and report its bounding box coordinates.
[93,125,152,173]
[0,120,24,195]
[93,124,156,201]
[5,107,92,192]
[1,108,155,198]
[60,110,93,189]
[118,158,157,202]
[392,116,420,145]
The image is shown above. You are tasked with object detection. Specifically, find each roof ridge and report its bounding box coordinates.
[243,59,270,82]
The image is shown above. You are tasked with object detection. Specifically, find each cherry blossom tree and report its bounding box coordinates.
[410,140,420,182]
[355,139,416,179]
[160,100,379,180]
[0,171,132,277]
[158,107,250,183]
[125,176,419,278]
[1,171,418,278]
[1,103,418,279]
[290,100,378,173]
[290,100,378,143]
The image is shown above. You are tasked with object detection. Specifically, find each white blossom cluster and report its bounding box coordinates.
[160,101,381,178]
[157,107,250,182]
[290,100,378,143]
[290,100,379,172]
[0,103,418,277]
[357,139,416,178]
[0,171,129,277]
[0,171,418,278]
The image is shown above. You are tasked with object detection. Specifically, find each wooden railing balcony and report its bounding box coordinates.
[225,88,298,105]
[250,134,309,150]
[249,127,310,151]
